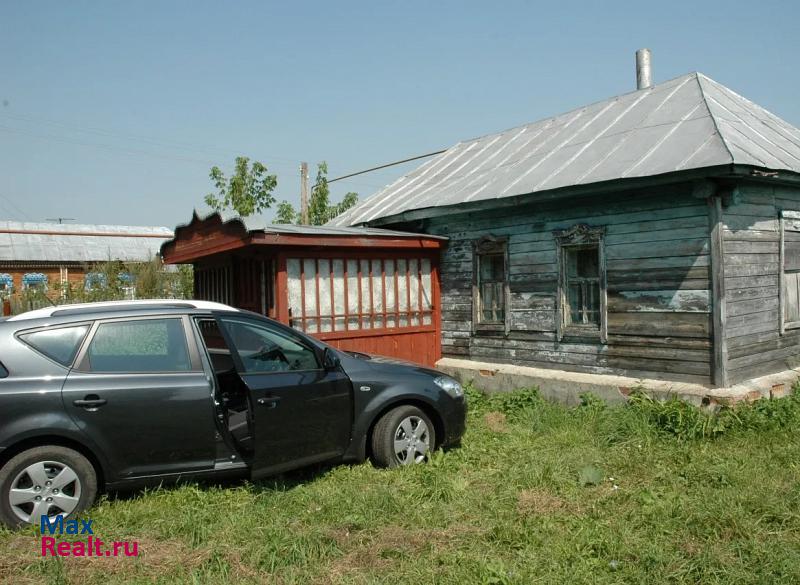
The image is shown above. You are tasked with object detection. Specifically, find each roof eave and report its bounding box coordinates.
[360,164,800,227]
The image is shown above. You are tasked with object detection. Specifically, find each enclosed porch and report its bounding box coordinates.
[161,212,446,367]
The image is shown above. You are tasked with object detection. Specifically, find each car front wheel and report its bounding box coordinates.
[0,446,98,529]
[371,405,436,468]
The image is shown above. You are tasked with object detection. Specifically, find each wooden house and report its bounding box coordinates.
[331,71,800,388]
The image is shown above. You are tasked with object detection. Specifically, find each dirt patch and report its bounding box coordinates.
[319,525,483,584]
[484,411,507,432]
[517,489,581,516]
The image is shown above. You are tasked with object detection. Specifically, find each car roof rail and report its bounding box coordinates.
[7,299,240,321]
[50,302,196,318]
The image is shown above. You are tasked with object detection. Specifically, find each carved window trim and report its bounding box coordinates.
[553,224,607,343]
[472,235,510,334]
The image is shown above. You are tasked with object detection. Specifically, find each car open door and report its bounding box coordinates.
[212,315,353,478]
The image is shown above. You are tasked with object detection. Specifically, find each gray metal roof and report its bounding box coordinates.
[331,72,800,226]
[0,221,173,263]
[186,210,446,239]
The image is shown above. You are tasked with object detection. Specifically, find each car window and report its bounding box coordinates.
[86,318,191,373]
[195,318,236,373]
[19,325,90,366]
[218,317,320,373]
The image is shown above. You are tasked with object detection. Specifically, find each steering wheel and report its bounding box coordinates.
[250,344,290,368]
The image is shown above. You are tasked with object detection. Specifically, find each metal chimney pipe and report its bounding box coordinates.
[636,48,653,90]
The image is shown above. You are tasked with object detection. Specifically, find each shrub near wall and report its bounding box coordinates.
[7,259,194,315]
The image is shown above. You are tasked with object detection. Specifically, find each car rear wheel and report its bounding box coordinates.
[0,446,98,529]
[371,405,436,468]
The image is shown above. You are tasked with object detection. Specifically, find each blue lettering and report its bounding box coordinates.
[40,515,63,535]
[80,519,94,535]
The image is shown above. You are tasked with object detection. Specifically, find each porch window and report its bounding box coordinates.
[286,257,434,334]
[554,224,607,342]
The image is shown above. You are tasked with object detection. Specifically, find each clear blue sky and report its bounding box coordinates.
[2,0,799,228]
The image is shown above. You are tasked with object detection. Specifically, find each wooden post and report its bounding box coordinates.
[276,253,290,325]
[300,162,309,225]
[709,194,728,387]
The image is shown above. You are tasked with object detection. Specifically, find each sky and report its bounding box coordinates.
[1,0,799,228]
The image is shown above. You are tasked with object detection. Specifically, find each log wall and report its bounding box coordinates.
[724,184,800,384]
[422,184,715,384]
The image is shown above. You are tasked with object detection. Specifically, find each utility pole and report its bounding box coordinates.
[299,162,309,225]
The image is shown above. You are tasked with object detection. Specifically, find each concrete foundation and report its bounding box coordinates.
[436,357,797,407]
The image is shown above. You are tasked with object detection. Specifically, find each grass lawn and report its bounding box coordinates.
[2,387,800,584]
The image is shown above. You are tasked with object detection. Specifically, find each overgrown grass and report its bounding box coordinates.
[2,386,800,584]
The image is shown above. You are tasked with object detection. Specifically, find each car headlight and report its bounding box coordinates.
[434,375,463,398]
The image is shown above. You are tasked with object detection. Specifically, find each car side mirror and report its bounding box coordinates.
[323,347,341,371]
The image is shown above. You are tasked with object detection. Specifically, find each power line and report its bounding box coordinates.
[0,124,221,166]
[0,112,302,166]
[0,192,32,221]
[328,149,446,184]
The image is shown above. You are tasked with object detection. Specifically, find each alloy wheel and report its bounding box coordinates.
[393,415,431,465]
[8,460,82,524]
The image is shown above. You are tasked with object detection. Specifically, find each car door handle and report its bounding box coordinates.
[257,396,281,408]
[73,397,108,409]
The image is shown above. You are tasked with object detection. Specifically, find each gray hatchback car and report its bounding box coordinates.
[0,300,466,528]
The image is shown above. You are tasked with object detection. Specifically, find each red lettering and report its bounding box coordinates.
[41,536,56,556]
[124,541,139,557]
[57,541,71,556]
[94,538,104,556]
[113,542,123,556]
[72,541,86,557]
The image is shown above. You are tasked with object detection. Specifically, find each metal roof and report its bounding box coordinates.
[331,72,800,226]
[187,210,447,239]
[0,221,173,263]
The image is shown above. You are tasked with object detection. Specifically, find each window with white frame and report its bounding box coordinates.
[286,257,433,334]
[554,224,607,342]
[84,272,107,291]
[0,273,12,296]
[22,273,48,291]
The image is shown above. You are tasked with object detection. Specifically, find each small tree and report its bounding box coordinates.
[274,200,298,224]
[204,156,278,217]
[308,162,332,226]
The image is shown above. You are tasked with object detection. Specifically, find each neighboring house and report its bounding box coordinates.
[331,70,800,388]
[0,221,173,302]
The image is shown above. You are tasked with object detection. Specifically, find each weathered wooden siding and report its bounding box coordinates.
[724,184,800,384]
[424,184,713,383]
